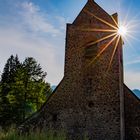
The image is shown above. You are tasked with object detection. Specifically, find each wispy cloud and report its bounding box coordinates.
[124,70,140,89]
[125,57,140,65]
[19,2,62,36]
[0,1,66,85]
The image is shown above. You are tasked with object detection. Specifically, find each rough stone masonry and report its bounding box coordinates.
[19,0,140,139]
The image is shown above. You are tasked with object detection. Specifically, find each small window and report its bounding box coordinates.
[52,114,57,122]
[85,43,98,59]
[88,101,94,108]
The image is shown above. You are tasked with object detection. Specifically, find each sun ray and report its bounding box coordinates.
[84,9,118,30]
[122,34,140,56]
[111,15,118,27]
[107,35,120,71]
[79,28,116,33]
[126,30,139,34]
[123,37,139,55]
[78,5,140,72]
[123,36,132,47]
[124,20,139,29]
[87,32,117,46]
[126,22,140,30]
[123,0,133,25]
[126,11,140,25]
[126,33,140,42]
[87,34,118,67]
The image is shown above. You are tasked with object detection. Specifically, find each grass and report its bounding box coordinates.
[0,128,66,140]
[0,128,89,140]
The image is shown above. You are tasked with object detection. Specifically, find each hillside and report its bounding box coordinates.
[133,89,140,98]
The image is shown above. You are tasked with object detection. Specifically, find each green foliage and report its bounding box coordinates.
[0,55,52,127]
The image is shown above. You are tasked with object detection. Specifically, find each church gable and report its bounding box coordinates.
[73,0,116,28]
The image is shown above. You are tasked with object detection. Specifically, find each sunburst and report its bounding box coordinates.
[78,9,135,70]
[117,26,127,37]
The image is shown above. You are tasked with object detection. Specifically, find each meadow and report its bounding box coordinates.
[0,128,66,140]
[0,128,88,140]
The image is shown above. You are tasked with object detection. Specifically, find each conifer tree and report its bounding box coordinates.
[0,55,21,127]
[0,55,52,127]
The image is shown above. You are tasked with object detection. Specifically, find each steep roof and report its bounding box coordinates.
[73,0,117,28]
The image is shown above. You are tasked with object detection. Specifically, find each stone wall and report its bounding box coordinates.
[124,84,140,140]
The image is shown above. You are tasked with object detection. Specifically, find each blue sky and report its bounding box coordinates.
[0,0,140,89]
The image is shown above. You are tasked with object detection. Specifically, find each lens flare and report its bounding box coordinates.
[117,25,127,36]
[79,9,139,70]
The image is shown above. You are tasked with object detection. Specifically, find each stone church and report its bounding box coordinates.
[19,0,140,139]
